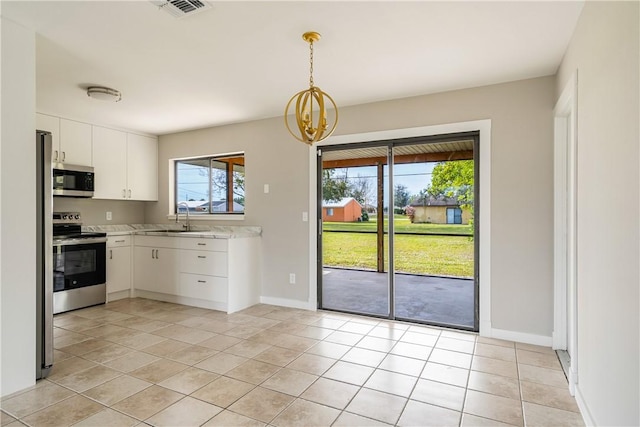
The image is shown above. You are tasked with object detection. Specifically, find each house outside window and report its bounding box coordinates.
[175,153,244,215]
[327,208,334,216]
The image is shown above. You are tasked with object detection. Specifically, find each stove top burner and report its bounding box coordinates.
[52,212,106,242]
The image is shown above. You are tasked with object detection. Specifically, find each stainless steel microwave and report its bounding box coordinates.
[53,164,95,197]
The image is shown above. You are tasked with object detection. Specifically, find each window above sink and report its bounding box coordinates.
[170,152,245,221]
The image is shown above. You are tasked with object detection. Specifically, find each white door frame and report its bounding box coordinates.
[553,71,578,395]
[308,119,492,336]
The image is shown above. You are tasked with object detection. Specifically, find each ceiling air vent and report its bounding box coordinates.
[150,0,213,18]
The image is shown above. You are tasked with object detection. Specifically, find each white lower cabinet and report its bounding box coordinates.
[133,236,179,295]
[106,236,132,300]
[179,273,228,304]
[132,234,260,313]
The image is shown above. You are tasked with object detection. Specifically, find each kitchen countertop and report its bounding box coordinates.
[83,224,262,239]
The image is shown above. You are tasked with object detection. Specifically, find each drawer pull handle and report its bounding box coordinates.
[197,243,206,246]
[197,280,207,283]
[197,255,206,259]
[115,240,125,243]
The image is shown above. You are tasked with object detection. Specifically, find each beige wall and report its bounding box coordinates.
[150,75,556,338]
[54,198,145,225]
[556,2,639,425]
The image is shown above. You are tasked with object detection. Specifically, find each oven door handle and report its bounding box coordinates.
[53,237,108,246]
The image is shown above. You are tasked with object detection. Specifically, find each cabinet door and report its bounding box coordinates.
[133,246,178,295]
[107,246,131,293]
[37,114,61,163]
[133,246,157,292]
[127,134,158,201]
[92,126,128,199]
[59,119,92,166]
[155,248,179,294]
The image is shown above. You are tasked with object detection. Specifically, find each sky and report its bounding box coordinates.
[334,162,437,199]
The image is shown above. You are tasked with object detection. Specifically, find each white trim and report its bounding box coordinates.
[260,296,316,311]
[575,385,596,426]
[106,290,130,303]
[553,71,579,396]
[553,110,568,350]
[490,327,553,347]
[132,289,226,312]
[309,120,492,333]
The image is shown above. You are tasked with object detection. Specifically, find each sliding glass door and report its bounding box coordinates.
[317,133,479,331]
[318,144,390,317]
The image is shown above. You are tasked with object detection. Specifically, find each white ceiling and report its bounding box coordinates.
[3,1,584,136]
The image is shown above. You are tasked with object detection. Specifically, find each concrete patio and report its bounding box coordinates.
[321,267,475,329]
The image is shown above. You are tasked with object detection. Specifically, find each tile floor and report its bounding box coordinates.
[1,298,585,427]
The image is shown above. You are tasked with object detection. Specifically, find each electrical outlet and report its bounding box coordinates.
[106,211,112,221]
[302,212,308,222]
[289,273,296,284]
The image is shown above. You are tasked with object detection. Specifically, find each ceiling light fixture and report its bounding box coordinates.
[87,86,122,102]
[285,31,338,145]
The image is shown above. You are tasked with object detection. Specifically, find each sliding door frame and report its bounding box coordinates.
[308,120,492,337]
[316,131,480,331]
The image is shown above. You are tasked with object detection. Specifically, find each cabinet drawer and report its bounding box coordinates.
[179,273,227,302]
[107,235,131,248]
[134,235,180,249]
[180,250,227,276]
[179,237,227,252]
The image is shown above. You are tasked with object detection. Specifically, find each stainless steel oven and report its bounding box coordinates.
[53,212,107,313]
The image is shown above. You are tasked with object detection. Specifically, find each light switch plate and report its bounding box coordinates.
[302,212,308,222]
[264,184,270,194]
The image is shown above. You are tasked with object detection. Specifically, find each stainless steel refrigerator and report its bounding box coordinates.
[36,130,54,379]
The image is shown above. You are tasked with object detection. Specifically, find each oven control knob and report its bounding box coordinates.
[62,214,68,220]
[74,214,80,220]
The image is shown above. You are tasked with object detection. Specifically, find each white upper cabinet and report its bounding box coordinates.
[92,127,158,201]
[127,133,158,201]
[38,113,157,200]
[36,114,92,166]
[92,126,128,199]
[59,119,92,166]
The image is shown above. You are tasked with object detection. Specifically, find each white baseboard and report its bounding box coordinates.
[260,296,314,311]
[574,385,595,426]
[107,290,130,303]
[134,290,226,312]
[479,320,492,337]
[490,327,553,347]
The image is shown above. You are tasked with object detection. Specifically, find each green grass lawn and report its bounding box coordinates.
[322,231,474,278]
[323,215,472,235]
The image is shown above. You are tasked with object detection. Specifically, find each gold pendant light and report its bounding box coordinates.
[285,32,338,145]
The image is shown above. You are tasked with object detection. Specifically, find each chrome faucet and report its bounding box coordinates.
[177,202,191,231]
